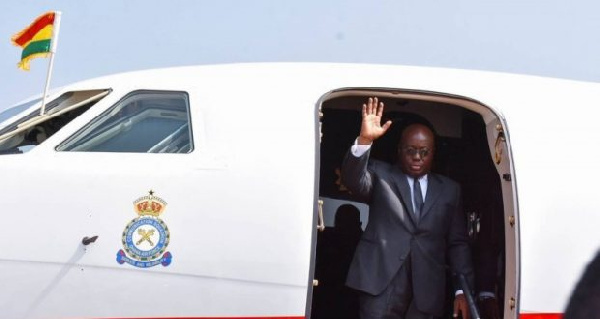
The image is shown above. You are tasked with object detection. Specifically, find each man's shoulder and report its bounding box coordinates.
[368,158,394,172]
[430,173,460,189]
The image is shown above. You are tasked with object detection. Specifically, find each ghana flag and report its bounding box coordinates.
[11,12,58,71]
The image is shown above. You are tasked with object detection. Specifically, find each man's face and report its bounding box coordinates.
[398,125,435,178]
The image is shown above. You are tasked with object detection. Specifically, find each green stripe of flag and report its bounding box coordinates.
[21,39,51,59]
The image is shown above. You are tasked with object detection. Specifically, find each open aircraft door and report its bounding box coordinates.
[312,88,520,319]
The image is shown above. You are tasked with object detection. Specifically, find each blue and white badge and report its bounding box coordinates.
[116,191,172,268]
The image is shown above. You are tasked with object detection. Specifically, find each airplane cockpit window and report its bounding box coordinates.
[56,91,193,153]
[0,89,111,155]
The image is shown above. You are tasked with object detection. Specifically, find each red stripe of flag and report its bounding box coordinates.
[12,12,55,47]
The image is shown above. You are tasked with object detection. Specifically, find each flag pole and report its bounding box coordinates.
[39,11,61,116]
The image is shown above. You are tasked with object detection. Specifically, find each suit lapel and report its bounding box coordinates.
[390,166,418,228]
[421,173,442,220]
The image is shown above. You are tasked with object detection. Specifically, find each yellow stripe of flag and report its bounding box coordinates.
[21,25,54,48]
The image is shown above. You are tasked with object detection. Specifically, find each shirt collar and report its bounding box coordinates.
[407,174,428,184]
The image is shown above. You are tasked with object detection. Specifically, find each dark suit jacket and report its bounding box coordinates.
[341,148,474,316]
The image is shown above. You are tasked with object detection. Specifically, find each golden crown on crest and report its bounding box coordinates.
[133,190,167,217]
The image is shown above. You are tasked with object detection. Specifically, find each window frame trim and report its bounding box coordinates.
[56,89,195,154]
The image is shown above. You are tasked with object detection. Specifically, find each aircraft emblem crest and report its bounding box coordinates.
[116,190,172,268]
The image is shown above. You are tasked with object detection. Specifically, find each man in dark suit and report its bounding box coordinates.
[564,249,600,319]
[341,97,474,319]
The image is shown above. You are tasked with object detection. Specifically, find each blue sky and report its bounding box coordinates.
[1,0,599,109]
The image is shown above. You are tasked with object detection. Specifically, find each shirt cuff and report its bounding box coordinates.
[455,290,464,296]
[351,137,371,157]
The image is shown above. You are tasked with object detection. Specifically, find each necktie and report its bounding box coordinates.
[413,177,424,219]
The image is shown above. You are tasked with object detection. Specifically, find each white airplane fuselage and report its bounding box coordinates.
[0,63,598,319]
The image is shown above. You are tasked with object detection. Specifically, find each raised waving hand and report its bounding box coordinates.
[358,97,392,145]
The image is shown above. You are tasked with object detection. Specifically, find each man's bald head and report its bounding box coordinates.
[398,124,436,177]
